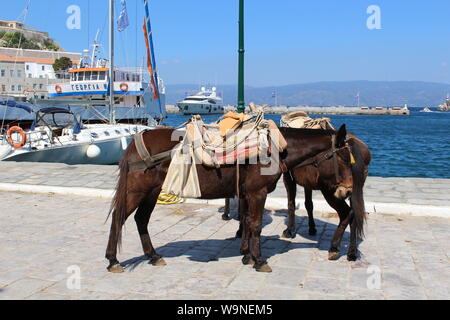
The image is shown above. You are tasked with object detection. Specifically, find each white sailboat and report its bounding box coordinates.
[0,0,164,165]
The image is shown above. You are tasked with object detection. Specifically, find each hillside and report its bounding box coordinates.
[0,31,60,51]
[165,81,450,107]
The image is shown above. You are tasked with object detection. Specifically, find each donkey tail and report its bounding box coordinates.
[350,142,367,239]
[106,153,130,250]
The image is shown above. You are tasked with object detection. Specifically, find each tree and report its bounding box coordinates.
[53,57,73,72]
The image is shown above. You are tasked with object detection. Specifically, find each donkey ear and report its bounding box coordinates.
[336,124,347,148]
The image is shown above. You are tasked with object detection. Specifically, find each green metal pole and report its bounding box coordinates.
[237,0,245,113]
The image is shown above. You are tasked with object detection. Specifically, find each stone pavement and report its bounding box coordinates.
[0,162,449,217]
[0,161,449,300]
[0,191,449,300]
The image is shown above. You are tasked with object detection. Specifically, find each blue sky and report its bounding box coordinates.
[3,0,450,86]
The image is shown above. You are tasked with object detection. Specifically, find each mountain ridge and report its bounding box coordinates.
[165,81,450,107]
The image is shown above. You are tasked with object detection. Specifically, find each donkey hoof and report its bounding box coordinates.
[328,251,340,260]
[347,253,357,261]
[222,213,231,221]
[242,255,255,265]
[255,263,272,273]
[309,228,317,236]
[151,257,167,266]
[108,264,125,273]
[282,229,295,239]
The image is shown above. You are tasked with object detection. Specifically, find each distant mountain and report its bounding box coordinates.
[165,81,450,107]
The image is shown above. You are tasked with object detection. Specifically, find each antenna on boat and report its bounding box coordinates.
[90,29,101,67]
[108,0,116,124]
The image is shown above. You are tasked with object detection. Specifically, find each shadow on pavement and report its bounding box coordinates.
[119,209,353,272]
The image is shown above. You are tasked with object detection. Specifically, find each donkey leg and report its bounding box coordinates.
[282,173,297,238]
[222,198,232,221]
[134,189,166,266]
[304,188,317,236]
[321,190,351,260]
[247,192,271,273]
[105,191,145,273]
[347,214,358,261]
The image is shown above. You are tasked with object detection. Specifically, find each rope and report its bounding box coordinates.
[157,191,184,205]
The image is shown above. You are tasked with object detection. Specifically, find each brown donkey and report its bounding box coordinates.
[105,125,359,273]
[282,135,371,261]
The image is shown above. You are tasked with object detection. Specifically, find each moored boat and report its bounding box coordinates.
[177,87,224,115]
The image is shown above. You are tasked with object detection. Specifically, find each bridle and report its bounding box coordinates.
[292,135,356,185]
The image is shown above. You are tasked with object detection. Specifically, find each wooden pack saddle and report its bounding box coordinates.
[186,111,287,168]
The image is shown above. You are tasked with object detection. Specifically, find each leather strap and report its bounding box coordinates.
[128,130,173,172]
[135,130,155,169]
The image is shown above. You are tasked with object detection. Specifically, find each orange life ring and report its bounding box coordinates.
[7,126,27,149]
[120,83,129,92]
[55,85,62,93]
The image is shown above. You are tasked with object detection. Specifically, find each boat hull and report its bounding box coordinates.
[2,137,132,165]
[177,102,224,115]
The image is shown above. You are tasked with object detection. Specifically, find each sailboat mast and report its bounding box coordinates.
[108,0,116,124]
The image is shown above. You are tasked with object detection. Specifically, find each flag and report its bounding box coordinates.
[117,0,129,32]
[143,21,159,100]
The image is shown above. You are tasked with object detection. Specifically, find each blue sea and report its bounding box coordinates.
[164,108,450,179]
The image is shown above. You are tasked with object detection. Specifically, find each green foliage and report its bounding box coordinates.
[43,39,59,51]
[0,31,59,51]
[53,57,73,72]
[0,31,40,49]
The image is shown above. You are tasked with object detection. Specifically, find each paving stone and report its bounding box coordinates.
[0,177,448,300]
[0,278,54,299]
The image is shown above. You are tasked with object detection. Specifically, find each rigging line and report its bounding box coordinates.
[1,0,32,131]
[135,0,138,72]
[87,0,90,52]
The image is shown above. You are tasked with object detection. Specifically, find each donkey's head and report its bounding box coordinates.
[317,125,354,199]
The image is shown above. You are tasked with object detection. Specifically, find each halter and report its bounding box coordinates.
[293,135,356,185]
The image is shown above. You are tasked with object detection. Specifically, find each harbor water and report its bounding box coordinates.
[164,108,450,179]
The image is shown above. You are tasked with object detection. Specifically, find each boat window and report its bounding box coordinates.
[124,129,130,133]
[126,74,130,81]
[104,131,110,136]
[91,132,99,138]
[115,130,121,134]
[98,71,106,80]
[85,71,92,81]
[78,72,85,81]
[185,97,208,102]
[91,71,98,81]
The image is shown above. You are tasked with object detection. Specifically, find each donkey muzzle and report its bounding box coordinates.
[334,185,353,199]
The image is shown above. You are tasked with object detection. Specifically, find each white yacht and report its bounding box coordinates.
[177,87,224,115]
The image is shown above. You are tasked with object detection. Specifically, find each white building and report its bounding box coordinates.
[0,47,81,99]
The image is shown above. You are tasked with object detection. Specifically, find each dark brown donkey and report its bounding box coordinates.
[282,135,371,261]
[105,125,357,273]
